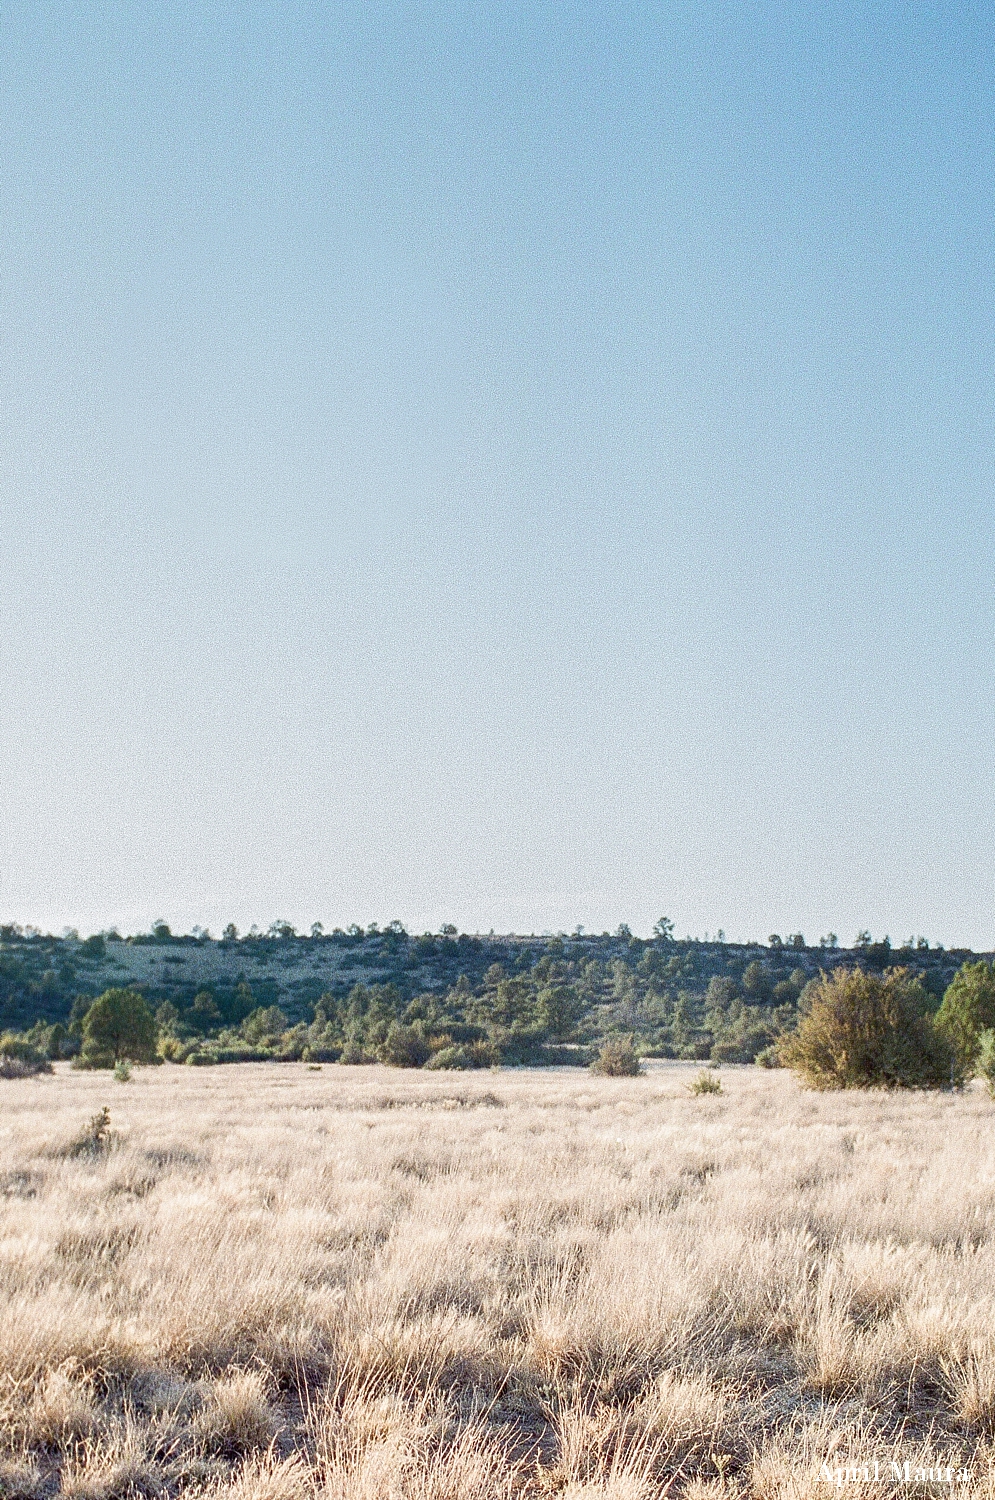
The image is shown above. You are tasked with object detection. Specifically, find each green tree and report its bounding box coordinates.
[935,961,995,1076]
[742,961,770,1001]
[536,983,582,1040]
[672,990,705,1055]
[492,978,535,1028]
[241,1006,287,1044]
[190,990,221,1026]
[79,989,159,1068]
[156,1002,180,1035]
[46,1023,66,1060]
[779,967,952,1090]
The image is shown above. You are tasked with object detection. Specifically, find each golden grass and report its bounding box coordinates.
[0,1060,993,1496]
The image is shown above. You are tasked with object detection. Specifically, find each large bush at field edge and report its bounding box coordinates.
[778,967,953,1089]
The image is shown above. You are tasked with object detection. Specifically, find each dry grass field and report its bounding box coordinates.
[1,1062,994,1499]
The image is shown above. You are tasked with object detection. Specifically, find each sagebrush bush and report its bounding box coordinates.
[590,1036,642,1076]
[778,966,953,1089]
[425,1040,500,1070]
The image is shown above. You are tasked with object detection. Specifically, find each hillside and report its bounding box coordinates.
[0,922,978,1067]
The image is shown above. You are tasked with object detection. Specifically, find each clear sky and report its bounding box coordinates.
[1,1,993,946]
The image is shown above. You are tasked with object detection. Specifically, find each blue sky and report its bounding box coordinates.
[1,1,993,944]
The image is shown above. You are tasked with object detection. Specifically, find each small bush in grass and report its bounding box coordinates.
[755,1045,782,1068]
[590,1037,642,1076]
[778,966,954,1090]
[689,1069,723,1095]
[113,1059,132,1082]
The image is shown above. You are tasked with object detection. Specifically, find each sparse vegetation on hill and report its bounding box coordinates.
[0,920,977,1072]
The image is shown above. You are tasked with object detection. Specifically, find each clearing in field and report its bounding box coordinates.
[0,1062,993,1498]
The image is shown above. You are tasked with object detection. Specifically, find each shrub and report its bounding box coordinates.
[339,1040,373,1065]
[425,1044,476,1070]
[425,1044,472,1070]
[689,1068,722,1095]
[44,1024,67,1060]
[113,1059,132,1082]
[778,966,954,1090]
[754,1045,782,1068]
[301,1043,342,1063]
[380,1023,431,1068]
[0,1035,53,1078]
[210,1045,272,1064]
[540,1044,593,1067]
[590,1037,642,1077]
[710,1037,750,1064]
[491,1025,550,1066]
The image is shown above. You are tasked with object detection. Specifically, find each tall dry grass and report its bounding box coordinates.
[0,1061,993,1497]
